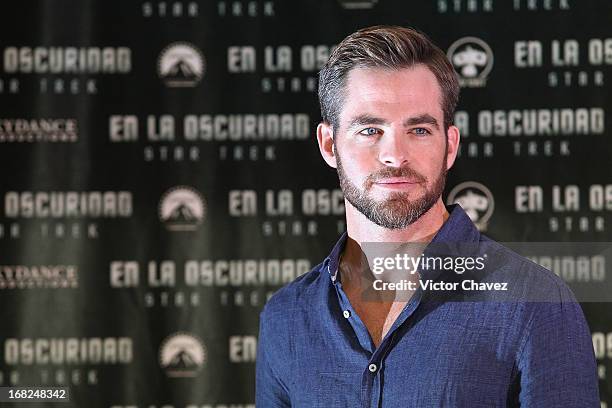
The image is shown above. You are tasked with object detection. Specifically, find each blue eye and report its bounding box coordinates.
[359,127,381,136]
[413,128,431,136]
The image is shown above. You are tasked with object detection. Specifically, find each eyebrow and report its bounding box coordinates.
[403,114,440,130]
[346,114,440,130]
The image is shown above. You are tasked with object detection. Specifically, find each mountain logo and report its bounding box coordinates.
[447,181,494,231]
[159,332,206,377]
[159,186,206,231]
[158,42,205,87]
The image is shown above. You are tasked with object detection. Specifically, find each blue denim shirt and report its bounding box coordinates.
[256,204,599,407]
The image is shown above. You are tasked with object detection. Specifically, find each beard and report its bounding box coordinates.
[335,142,448,230]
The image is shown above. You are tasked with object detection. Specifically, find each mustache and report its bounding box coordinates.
[365,166,427,188]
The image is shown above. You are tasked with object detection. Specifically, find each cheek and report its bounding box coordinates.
[424,154,447,177]
[343,150,375,177]
[342,161,367,181]
[404,156,440,181]
[338,143,366,165]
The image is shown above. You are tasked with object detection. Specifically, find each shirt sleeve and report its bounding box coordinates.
[516,290,600,407]
[256,308,291,407]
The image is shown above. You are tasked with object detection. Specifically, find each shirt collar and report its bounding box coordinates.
[322,203,481,282]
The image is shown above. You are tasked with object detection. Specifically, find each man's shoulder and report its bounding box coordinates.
[478,235,577,302]
[261,261,327,319]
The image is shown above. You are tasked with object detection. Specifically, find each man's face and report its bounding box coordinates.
[333,65,449,229]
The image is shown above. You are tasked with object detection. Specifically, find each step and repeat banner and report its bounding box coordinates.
[0,0,610,406]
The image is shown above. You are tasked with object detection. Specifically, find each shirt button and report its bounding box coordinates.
[343,310,351,318]
[368,363,377,373]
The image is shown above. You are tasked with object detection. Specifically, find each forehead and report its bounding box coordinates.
[341,65,443,123]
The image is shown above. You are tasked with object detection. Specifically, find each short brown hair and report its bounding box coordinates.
[318,25,459,132]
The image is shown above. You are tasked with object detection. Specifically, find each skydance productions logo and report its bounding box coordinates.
[447,37,493,87]
[157,42,205,87]
[447,181,494,231]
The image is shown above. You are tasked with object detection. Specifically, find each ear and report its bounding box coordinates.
[445,125,461,170]
[316,122,337,169]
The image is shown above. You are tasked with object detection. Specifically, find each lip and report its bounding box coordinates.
[373,179,421,190]
[375,178,420,185]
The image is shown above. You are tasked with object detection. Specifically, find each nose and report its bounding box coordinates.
[378,131,409,168]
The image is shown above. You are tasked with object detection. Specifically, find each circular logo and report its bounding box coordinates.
[158,42,205,87]
[447,37,493,87]
[159,186,206,231]
[447,181,494,231]
[159,332,206,378]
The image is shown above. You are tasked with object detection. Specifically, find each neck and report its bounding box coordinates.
[339,198,449,282]
[346,198,449,244]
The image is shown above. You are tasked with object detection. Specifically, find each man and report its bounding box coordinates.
[256,26,599,407]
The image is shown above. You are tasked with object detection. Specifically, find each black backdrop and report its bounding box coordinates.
[0,0,610,407]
